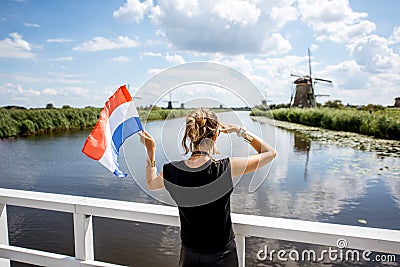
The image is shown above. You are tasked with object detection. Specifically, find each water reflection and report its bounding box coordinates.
[293,134,311,151]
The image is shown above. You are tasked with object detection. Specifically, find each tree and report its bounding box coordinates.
[46,103,54,109]
[324,99,344,109]
[359,104,385,112]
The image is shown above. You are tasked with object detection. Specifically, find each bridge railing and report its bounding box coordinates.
[0,188,399,267]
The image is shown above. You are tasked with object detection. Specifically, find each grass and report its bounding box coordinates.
[250,107,400,140]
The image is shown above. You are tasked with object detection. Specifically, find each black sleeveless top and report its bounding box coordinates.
[163,158,235,253]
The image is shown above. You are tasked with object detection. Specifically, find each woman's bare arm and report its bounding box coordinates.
[139,130,165,191]
[220,123,277,178]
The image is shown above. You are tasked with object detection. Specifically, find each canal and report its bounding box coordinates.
[0,111,399,266]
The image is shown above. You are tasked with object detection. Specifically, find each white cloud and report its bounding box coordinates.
[13,75,53,83]
[347,34,400,74]
[211,0,261,26]
[139,51,185,63]
[0,32,35,59]
[62,87,89,97]
[0,82,94,108]
[114,0,297,54]
[212,54,253,76]
[73,36,139,52]
[42,88,57,95]
[309,44,319,52]
[110,56,133,62]
[24,22,40,28]
[297,0,375,43]
[269,0,298,29]
[0,82,40,98]
[49,56,73,62]
[316,52,400,105]
[47,38,73,43]
[140,51,162,57]
[41,87,89,97]
[165,53,185,64]
[113,0,155,22]
[389,26,400,44]
[261,33,292,56]
[319,60,367,90]
[147,68,163,76]
[366,72,400,104]
[11,72,92,85]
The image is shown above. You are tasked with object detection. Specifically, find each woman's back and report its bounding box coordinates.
[163,158,235,253]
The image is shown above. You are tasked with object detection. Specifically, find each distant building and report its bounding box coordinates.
[395,97,400,107]
[261,99,267,105]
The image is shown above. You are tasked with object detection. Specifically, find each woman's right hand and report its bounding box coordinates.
[219,122,240,134]
[139,130,156,152]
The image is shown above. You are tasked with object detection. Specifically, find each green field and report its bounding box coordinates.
[250,107,400,140]
[0,107,192,138]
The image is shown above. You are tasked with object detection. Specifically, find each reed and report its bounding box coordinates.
[250,108,400,140]
[0,107,101,138]
[0,107,193,138]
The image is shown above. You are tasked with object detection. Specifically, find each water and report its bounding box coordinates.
[0,111,399,266]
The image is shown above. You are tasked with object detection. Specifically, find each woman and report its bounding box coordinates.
[139,108,276,267]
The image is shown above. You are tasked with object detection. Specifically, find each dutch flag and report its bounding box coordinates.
[82,85,143,177]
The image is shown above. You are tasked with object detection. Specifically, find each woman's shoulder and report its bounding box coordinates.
[210,157,231,173]
[163,160,184,171]
[164,158,230,172]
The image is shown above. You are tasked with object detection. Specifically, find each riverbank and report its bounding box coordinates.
[0,107,193,138]
[251,108,400,140]
[254,116,400,158]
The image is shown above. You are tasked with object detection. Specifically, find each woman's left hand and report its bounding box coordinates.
[219,122,240,134]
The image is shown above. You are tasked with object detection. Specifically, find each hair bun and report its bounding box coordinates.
[181,108,219,155]
[195,116,206,127]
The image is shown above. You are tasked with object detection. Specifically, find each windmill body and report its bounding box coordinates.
[292,76,313,108]
[290,49,332,108]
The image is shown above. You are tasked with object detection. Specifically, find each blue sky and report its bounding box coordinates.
[0,0,399,108]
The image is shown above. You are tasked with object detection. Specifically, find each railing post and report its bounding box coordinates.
[235,234,245,267]
[0,204,10,267]
[73,213,94,261]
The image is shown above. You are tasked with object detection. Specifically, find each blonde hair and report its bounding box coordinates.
[181,108,220,155]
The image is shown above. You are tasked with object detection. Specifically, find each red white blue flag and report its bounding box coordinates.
[82,85,143,177]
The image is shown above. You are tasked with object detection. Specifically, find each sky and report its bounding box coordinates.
[0,0,399,108]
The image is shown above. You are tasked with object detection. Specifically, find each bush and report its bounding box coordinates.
[287,109,301,123]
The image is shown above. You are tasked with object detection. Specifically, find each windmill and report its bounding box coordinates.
[290,48,332,108]
[164,93,178,109]
[261,89,273,105]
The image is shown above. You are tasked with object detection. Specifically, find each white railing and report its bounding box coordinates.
[0,188,399,267]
